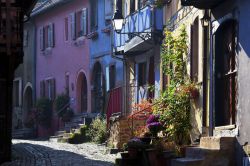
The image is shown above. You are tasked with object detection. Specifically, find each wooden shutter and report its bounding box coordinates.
[64,17,69,41]
[48,24,51,47]
[105,0,112,20]
[39,27,44,50]
[51,78,56,100]
[40,80,45,97]
[70,13,76,40]
[81,8,88,35]
[51,23,55,47]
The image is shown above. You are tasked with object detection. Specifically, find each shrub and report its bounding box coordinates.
[55,93,70,117]
[68,125,88,144]
[61,108,74,122]
[88,116,107,143]
[35,98,52,128]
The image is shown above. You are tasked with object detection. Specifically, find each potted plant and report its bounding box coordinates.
[35,98,52,128]
[146,114,162,138]
[186,83,199,99]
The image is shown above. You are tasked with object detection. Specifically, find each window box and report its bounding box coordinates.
[87,31,98,39]
[101,27,111,34]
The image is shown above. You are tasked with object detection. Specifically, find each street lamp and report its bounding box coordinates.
[112,9,124,33]
[200,13,210,27]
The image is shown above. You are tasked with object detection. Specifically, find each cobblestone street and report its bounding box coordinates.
[2,139,118,166]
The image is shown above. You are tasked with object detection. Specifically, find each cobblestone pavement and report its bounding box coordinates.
[2,139,119,166]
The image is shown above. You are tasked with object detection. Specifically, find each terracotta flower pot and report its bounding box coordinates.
[128,148,138,158]
[190,88,199,99]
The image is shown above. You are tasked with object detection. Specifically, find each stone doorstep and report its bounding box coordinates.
[171,158,203,166]
[185,146,220,159]
[214,125,236,131]
[200,137,235,150]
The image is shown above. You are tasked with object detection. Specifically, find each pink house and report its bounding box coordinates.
[32,0,91,136]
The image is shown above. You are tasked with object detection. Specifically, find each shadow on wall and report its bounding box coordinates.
[10,143,114,166]
[236,139,249,166]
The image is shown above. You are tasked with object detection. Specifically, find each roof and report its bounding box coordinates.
[31,0,72,17]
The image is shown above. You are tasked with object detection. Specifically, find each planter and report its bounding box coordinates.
[146,149,158,166]
[128,148,138,159]
[120,152,130,159]
[190,88,199,99]
[140,137,151,145]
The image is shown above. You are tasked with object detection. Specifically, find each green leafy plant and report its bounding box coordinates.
[68,125,88,144]
[88,116,107,143]
[35,98,52,128]
[153,26,192,145]
[55,93,70,117]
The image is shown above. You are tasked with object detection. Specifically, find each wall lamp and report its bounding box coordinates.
[200,11,210,27]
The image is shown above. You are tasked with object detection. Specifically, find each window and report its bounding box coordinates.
[70,8,88,40]
[64,17,69,41]
[90,0,98,31]
[13,79,22,107]
[40,78,56,100]
[130,0,135,14]
[65,73,69,96]
[39,23,55,51]
[40,80,45,97]
[109,65,116,89]
[45,78,56,100]
[138,62,147,86]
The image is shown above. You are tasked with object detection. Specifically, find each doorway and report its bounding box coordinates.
[92,62,105,113]
[214,20,237,127]
[77,72,88,113]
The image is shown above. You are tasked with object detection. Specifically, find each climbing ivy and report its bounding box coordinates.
[153,26,192,145]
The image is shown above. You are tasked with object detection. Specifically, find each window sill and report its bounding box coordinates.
[72,36,86,47]
[87,31,98,40]
[101,27,111,34]
[41,47,53,56]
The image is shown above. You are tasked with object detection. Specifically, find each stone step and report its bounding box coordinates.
[185,147,220,159]
[12,128,34,139]
[171,158,203,166]
[200,137,235,150]
[55,130,65,136]
[115,158,140,166]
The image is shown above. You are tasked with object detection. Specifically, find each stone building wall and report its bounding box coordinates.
[108,117,147,149]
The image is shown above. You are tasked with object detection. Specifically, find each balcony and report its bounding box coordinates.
[181,0,226,9]
[114,5,163,55]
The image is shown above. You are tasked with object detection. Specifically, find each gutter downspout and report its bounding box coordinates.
[25,19,36,105]
[209,13,214,136]
[202,10,208,130]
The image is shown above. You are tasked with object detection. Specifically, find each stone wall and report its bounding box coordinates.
[108,117,147,149]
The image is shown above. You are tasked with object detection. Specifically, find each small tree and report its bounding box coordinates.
[35,98,52,128]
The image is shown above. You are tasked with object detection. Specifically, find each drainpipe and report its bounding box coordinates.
[28,19,36,105]
[202,10,208,130]
[209,12,214,136]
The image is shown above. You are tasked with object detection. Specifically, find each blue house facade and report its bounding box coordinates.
[89,0,124,114]
[113,0,163,114]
